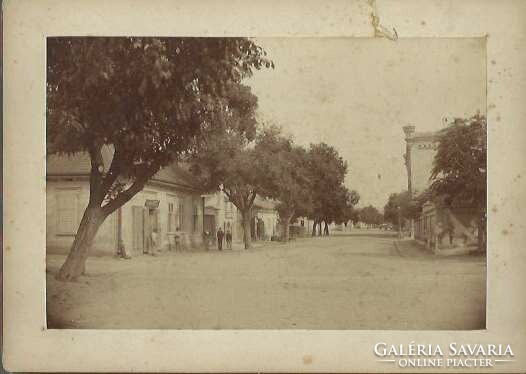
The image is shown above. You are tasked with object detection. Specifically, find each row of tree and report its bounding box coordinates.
[189,121,361,249]
[47,37,360,281]
[350,205,384,227]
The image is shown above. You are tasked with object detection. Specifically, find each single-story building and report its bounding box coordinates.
[47,149,205,257]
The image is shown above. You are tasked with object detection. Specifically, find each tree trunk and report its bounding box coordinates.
[281,214,293,242]
[241,209,252,250]
[56,207,106,281]
[311,219,317,236]
[324,221,330,236]
[317,221,322,236]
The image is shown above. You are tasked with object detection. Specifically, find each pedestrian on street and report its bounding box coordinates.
[226,229,232,250]
[217,227,224,251]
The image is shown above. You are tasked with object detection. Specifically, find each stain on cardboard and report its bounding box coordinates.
[303,354,314,365]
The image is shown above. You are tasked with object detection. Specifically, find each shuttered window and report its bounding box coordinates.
[56,189,80,235]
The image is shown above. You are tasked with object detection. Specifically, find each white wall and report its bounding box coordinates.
[46,180,117,255]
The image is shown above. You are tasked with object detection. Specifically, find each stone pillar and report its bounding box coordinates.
[402,125,416,239]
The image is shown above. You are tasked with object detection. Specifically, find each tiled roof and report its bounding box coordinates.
[47,146,114,175]
[153,164,201,190]
[47,148,201,191]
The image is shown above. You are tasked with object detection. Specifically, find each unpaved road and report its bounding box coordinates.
[46,231,486,330]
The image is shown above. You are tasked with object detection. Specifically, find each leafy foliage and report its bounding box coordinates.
[306,143,349,224]
[355,205,383,225]
[429,114,487,209]
[255,127,314,221]
[48,37,273,278]
[335,190,361,225]
[383,190,420,226]
[47,37,272,215]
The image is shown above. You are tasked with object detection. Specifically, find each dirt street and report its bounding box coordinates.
[46,231,486,330]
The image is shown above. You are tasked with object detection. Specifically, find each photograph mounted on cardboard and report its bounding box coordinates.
[45,37,487,330]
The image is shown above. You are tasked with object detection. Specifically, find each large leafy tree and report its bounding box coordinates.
[306,143,349,236]
[429,113,487,249]
[335,189,361,226]
[356,205,384,226]
[47,37,272,280]
[190,128,264,250]
[255,128,313,241]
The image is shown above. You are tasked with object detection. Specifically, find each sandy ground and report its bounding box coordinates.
[46,231,486,330]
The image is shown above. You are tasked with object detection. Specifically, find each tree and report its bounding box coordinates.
[305,143,348,236]
[191,133,261,249]
[255,128,313,241]
[48,37,272,280]
[429,113,487,249]
[383,190,420,228]
[337,190,361,226]
[357,205,383,226]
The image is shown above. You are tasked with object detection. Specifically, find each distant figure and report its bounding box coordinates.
[217,227,224,251]
[148,228,158,256]
[226,229,232,250]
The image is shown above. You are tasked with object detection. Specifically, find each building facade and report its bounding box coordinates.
[203,191,241,240]
[252,197,279,240]
[47,151,204,257]
[403,125,479,253]
[403,125,439,196]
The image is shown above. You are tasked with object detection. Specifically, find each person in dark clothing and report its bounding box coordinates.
[217,227,224,251]
[225,229,232,250]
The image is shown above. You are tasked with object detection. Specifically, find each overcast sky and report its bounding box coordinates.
[247,37,486,210]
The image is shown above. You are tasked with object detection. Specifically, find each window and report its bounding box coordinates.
[178,202,184,230]
[168,202,176,232]
[56,189,80,235]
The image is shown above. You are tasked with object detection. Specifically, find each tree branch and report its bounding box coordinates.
[100,148,123,195]
[101,176,148,216]
[101,164,159,216]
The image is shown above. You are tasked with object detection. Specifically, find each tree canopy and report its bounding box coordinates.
[356,205,384,226]
[430,113,487,209]
[383,190,420,227]
[306,143,349,234]
[254,127,314,240]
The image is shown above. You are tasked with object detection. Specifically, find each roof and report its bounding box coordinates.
[253,196,278,210]
[406,131,439,143]
[153,164,201,190]
[47,149,201,191]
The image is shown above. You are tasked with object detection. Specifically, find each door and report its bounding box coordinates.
[204,214,216,235]
[132,206,145,253]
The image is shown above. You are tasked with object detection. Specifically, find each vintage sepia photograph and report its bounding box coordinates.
[45,36,487,330]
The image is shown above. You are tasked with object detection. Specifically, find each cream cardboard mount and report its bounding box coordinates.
[3,0,526,372]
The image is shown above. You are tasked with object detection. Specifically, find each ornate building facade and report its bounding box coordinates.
[402,125,479,253]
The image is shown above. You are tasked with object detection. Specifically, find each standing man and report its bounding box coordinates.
[225,229,232,250]
[217,227,224,251]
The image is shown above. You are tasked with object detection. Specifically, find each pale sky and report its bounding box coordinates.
[247,38,486,210]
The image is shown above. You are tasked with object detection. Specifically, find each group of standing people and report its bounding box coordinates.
[216,227,232,250]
